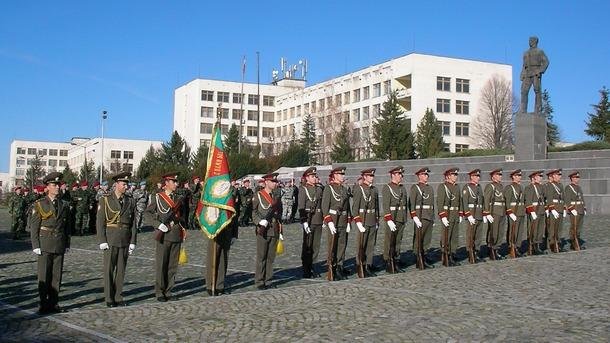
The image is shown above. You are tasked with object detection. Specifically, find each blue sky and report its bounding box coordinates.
[1,1,608,172]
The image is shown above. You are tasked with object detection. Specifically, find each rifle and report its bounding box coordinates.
[571,214,581,251]
[415,225,424,270]
[527,215,536,256]
[441,225,449,267]
[326,231,336,281]
[508,217,518,258]
[487,226,496,261]
[388,226,397,273]
[356,226,365,277]
[467,221,476,264]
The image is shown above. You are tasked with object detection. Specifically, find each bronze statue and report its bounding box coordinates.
[520,36,549,113]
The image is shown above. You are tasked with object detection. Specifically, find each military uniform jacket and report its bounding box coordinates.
[253,190,281,236]
[74,189,94,211]
[483,182,506,216]
[9,194,26,217]
[409,183,434,221]
[97,192,137,248]
[239,187,254,208]
[564,183,585,214]
[504,182,525,216]
[153,191,187,242]
[462,183,484,220]
[436,182,461,221]
[352,184,379,226]
[382,182,408,223]
[298,184,323,225]
[543,182,565,212]
[524,183,545,215]
[321,183,351,227]
[30,196,70,254]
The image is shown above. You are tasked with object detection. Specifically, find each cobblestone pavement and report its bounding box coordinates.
[1,208,608,342]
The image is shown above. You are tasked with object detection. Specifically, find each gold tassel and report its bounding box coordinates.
[276,235,285,256]
[178,247,188,265]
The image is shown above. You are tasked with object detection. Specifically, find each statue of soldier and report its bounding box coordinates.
[9,186,26,240]
[238,179,254,226]
[281,180,295,224]
[132,181,149,232]
[520,36,549,113]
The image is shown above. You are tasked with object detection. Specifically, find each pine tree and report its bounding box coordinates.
[330,121,354,163]
[158,131,192,181]
[79,160,96,183]
[414,108,445,158]
[62,164,78,187]
[299,113,319,164]
[25,154,44,188]
[191,144,209,178]
[224,123,240,154]
[585,87,610,143]
[372,91,415,160]
[136,145,160,180]
[542,89,560,146]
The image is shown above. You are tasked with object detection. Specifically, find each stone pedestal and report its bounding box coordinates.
[514,112,547,161]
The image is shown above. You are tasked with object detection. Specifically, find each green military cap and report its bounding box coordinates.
[388,166,404,174]
[43,172,63,185]
[444,167,459,176]
[330,166,346,175]
[546,168,562,176]
[489,168,502,177]
[302,167,317,177]
[468,169,481,177]
[510,169,522,177]
[568,171,580,179]
[262,172,279,182]
[529,170,543,178]
[112,172,132,183]
[361,168,376,176]
[414,167,430,175]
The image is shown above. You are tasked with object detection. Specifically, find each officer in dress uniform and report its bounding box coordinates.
[564,171,587,250]
[524,170,546,255]
[321,166,351,280]
[381,166,408,273]
[409,167,435,269]
[253,172,282,290]
[504,169,527,257]
[351,168,379,277]
[30,172,71,314]
[96,172,137,307]
[483,168,506,260]
[151,172,187,302]
[298,167,324,278]
[436,167,461,267]
[543,169,565,252]
[462,169,485,263]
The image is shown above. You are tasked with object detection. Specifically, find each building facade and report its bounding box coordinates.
[174,53,512,163]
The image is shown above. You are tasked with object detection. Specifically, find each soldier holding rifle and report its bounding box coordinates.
[409,167,435,270]
[462,169,485,264]
[564,171,586,250]
[436,167,461,267]
[321,166,351,280]
[381,166,408,273]
[524,170,546,255]
[298,167,324,278]
[504,169,526,257]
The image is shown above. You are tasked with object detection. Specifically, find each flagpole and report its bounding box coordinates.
[239,56,245,154]
[211,105,224,295]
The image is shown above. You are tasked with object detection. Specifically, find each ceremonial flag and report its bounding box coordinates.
[196,117,235,239]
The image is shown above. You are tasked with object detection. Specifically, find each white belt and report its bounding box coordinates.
[493,202,505,206]
[389,206,405,210]
[552,199,563,204]
[304,208,321,212]
[328,209,347,215]
[570,201,583,205]
[415,205,431,209]
[531,202,539,206]
[509,202,520,206]
[443,206,459,211]
[467,204,482,208]
[358,209,375,213]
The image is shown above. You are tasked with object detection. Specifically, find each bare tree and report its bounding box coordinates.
[472,75,517,149]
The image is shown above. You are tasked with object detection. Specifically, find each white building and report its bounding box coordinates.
[174,53,512,163]
[8,137,162,188]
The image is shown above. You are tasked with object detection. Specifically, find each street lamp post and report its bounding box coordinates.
[100,111,108,182]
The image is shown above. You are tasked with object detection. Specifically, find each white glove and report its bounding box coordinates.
[231,237,236,246]
[545,210,549,217]
[509,213,517,222]
[551,209,560,219]
[302,222,311,234]
[563,210,567,218]
[483,216,488,224]
[128,244,135,255]
[571,209,578,216]
[356,222,366,233]
[99,243,109,250]
[33,248,41,255]
[485,215,494,223]
[387,220,397,232]
[441,217,449,227]
[158,223,169,232]
[459,216,463,223]
[65,248,70,254]
[327,221,337,235]
[279,233,284,241]
[346,224,351,233]
[413,216,423,228]
[467,215,476,225]
[530,212,538,220]
[258,219,268,227]
[584,209,587,216]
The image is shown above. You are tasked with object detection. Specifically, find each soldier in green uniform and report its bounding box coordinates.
[381,166,408,273]
[462,169,485,263]
[9,186,26,240]
[564,171,586,250]
[239,179,254,226]
[74,181,94,236]
[524,170,546,255]
[151,172,187,301]
[409,167,435,269]
[321,166,351,280]
[253,172,282,290]
[298,167,324,278]
[436,167,461,267]
[543,169,565,252]
[96,172,137,307]
[504,169,526,257]
[351,168,379,277]
[483,168,506,260]
[30,172,71,314]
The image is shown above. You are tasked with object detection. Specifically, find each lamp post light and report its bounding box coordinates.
[100,110,108,182]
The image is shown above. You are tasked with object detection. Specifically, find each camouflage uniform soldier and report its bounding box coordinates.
[321,167,351,280]
[351,168,379,277]
[462,169,485,263]
[483,169,506,260]
[298,167,324,278]
[436,168,461,267]
[504,169,527,257]
[524,170,546,255]
[564,171,586,250]
[132,181,149,232]
[238,180,254,226]
[253,173,282,290]
[9,187,26,240]
[74,181,94,235]
[281,180,295,224]
[409,167,435,270]
[381,166,408,273]
[543,169,565,252]
[190,176,203,230]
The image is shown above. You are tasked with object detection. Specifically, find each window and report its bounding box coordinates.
[201,90,214,101]
[456,78,470,93]
[319,99,325,111]
[48,159,58,167]
[59,160,67,167]
[38,149,47,156]
[343,91,350,104]
[217,91,229,103]
[232,109,243,120]
[456,100,469,115]
[221,124,229,134]
[343,111,349,123]
[304,103,309,114]
[275,111,281,121]
[318,117,325,129]
[373,83,381,97]
[200,139,210,147]
[438,121,451,136]
[290,107,295,119]
[49,149,58,156]
[437,98,450,113]
[263,111,274,122]
[122,163,134,173]
[311,101,317,113]
[123,151,134,159]
[352,108,360,122]
[353,89,361,102]
[326,96,332,108]
[16,158,25,167]
[59,150,68,157]
[263,96,274,106]
[111,150,121,159]
[201,106,214,118]
[383,80,391,95]
[437,76,451,91]
[16,147,26,154]
[275,127,282,136]
[335,94,342,106]
[28,148,37,155]
[362,106,370,120]
[362,126,370,140]
[363,86,370,100]
[443,143,451,152]
[326,115,332,128]
[455,144,469,152]
[456,122,469,136]
[200,123,213,134]
[296,105,302,117]
[233,93,243,104]
[262,127,274,137]
[110,162,122,172]
[219,108,229,119]
[16,168,25,176]
[247,110,258,121]
[247,126,258,137]
[39,160,47,166]
[248,94,259,105]
[282,109,287,121]
[26,158,33,165]
[372,104,381,117]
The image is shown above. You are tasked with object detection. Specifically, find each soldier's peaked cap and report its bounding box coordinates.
[489,168,502,176]
[162,172,179,181]
[389,166,404,174]
[262,172,279,181]
[43,172,63,185]
[444,167,459,176]
[415,167,430,175]
[468,169,481,176]
[546,168,562,176]
[361,168,376,176]
[112,172,132,183]
[510,169,522,177]
[302,167,317,177]
[529,170,544,178]
[568,171,580,178]
[330,166,346,175]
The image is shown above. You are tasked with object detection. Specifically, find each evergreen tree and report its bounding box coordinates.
[95,165,110,183]
[191,143,209,179]
[61,164,78,187]
[79,160,96,183]
[25,154,44,188]
[278,143,310,167]
[585,86,610,143]
[542,89,560,146]
[136,145,160,180]
[414,108,445,158]
[299,113,319,165]
[224,123,240,154]
[372,91,415,160]
[330,121,354,163]
[158,131,192,181]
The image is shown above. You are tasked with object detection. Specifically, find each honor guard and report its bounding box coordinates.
[462,169,485,263]
[96,172,138,307]
[298,167,324,278]
[409,167,435,269]
[351,168,379,277]
[504,169,526,257]
[564,171,586,250]
[436,168,461,267]
[543,169,565,252]
[253,173,282,290]
[381,166,408,273]
[321,166,351,280]
[524,171,546,255]
[483,169,506,260]
[30,172,71,314]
